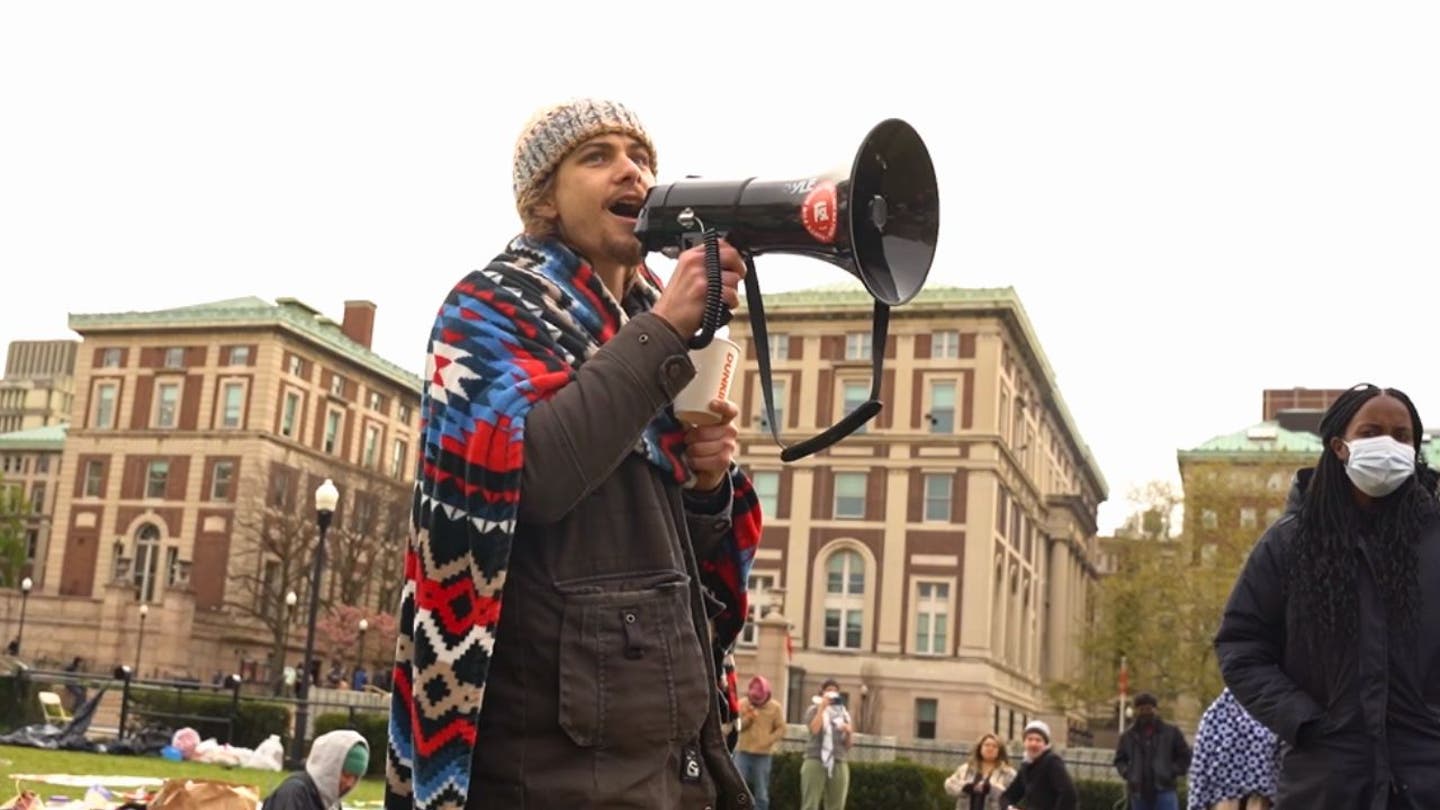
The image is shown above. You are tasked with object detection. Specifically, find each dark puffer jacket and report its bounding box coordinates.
[1215,468,1440,810]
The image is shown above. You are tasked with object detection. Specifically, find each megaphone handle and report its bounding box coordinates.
[686,230,727,350]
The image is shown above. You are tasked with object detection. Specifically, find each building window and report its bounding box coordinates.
[35,454,48,474]
[1267,473,1286,491]
[29,482,46,514]
[1265,507,1283,525]
[24,529,38,560]
[101,348,123,368]
[146,460,170,499]
[220,381,245,429]
[367,391,385,411]
[163,347,185,369]
[351,494,376,533]
[758,379,786,431]
[923,474,952,522]
[227,346,250,366]
[259,559,281,618]
[93,382,118,429]
[211,461,234,500]
[390,439,407,479]
[287,355,305,377]
[323,409,343,455]
[269,469,291,508]
[752,471,780,517]
[933,331,960,359]
[769,334,789,360]
[824,550,865,650]
[1201,509,1218,530]
[915,581,950,655]
[915,698,939,740]
[281,391,301,438]
[363,424,381,469]
[834,472,867,519]
[1239,508,1258,530]
[399,403,412,424]
[842,380,867,434]
[154,381,181,429]
[330,374,347,398]
[83,459,104,497]
[740,572,777,646]
[134,523,162,602]
[929,381,956,433]
[845,332,871,360]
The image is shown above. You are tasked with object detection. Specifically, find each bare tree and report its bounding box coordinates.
[328,471,410,612]
[225,469,323,693]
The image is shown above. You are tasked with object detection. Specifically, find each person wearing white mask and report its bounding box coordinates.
[1216,384,1440,810]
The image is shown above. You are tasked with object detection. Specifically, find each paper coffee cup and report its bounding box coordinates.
[674,337,741,426]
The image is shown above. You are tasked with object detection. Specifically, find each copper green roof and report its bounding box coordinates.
[1181,420,1440,469]
[739,283,1107,498]
[753,283,1019,310]
[69,297,421,392]
[1181,422,1325,457]
[0,423,66,449]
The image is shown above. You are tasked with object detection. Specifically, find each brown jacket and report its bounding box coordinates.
[467,312,752,810]
[735,698,787,756]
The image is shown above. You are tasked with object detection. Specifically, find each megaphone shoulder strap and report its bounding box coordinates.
[743,255,889,463]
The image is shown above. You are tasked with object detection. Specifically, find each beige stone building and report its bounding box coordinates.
[726,284,1106,747]
[21,297,420,681]
[0,424,65,587]
[0,340,78,434]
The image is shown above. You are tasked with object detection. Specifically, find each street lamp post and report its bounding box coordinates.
[277,590,297,696]
[15,577,32,655]
[291,478,338,765]
[356,618,368,690]
[135,604,149,679]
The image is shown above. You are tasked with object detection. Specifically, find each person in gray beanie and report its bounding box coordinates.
[1000,721,1078,810]
[385,97,762,810]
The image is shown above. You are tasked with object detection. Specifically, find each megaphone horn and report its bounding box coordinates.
[635,118,940,462]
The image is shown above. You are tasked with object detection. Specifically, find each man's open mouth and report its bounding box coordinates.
[608,198,644,219]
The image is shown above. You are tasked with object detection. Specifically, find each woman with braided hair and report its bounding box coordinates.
[1216,384,1440,809]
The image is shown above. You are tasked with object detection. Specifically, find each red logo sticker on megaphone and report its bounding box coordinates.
[801,181,839,244]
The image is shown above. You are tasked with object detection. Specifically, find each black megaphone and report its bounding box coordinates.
[634,118,939,462]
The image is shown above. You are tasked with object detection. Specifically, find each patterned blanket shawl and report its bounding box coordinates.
[384,235,762,809]
[1187,689,1280,810]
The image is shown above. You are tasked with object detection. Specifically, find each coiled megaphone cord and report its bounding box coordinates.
[687,229,727,350]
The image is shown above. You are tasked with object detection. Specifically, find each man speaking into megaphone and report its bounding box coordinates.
[386,98,764,810]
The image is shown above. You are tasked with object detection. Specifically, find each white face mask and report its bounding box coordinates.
[1343,435,1416,497]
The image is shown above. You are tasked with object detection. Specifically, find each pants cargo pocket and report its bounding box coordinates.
[555,570,710,751]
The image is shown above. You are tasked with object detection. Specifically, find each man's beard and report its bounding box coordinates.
[603,231,644,268]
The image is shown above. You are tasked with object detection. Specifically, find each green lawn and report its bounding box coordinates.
[0,744,384,805]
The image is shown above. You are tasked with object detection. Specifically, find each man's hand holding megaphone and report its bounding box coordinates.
[652,239,748,492]
[651,239,746,337]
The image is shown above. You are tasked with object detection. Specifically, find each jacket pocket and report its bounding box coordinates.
[555,570,711,750]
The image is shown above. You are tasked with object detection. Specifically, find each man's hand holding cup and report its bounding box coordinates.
[683,398,738,493]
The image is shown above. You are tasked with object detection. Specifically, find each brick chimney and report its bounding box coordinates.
[342,300,377,349]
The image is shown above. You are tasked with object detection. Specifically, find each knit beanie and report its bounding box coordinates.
[1023,720,1051,745]
[342,742,369,777]
[511,98,657,205]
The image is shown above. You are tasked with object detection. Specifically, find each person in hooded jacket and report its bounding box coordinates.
[734,675,787,810]
[1215,384,1440,810]
[264,729,369,810]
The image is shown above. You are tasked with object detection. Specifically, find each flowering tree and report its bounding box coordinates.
[315,603,398,675]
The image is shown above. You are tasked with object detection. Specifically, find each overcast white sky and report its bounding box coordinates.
[4,2,1438,532]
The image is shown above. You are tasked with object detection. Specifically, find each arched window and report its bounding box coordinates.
[823,550,865,650]
[134,523,161,602]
